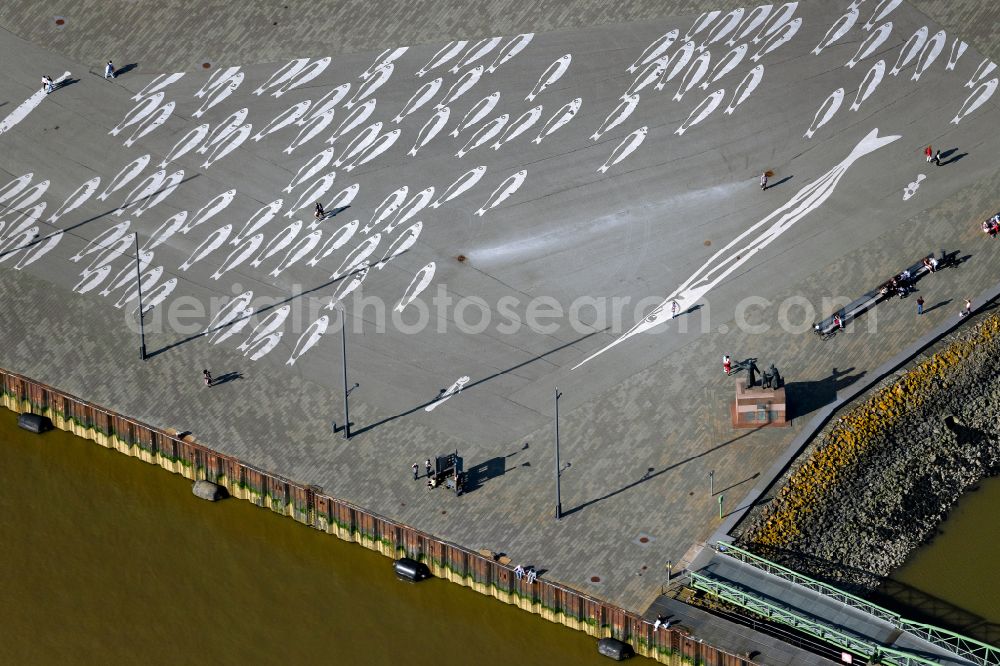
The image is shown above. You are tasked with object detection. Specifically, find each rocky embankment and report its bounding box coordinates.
[738,314,1000,591]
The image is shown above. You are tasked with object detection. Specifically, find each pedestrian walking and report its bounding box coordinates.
[670,300,680,318]
[932,149,941,166]
[916,296,924,315]
[960,299,972,318]
[425,458,432,477]
[203,369,213,387]
[722,354,732,375]
[41,75,54,94]
[314,202,325,221]
[411,462,419,480]
[760,171,768,191]
[925,145,932,162]
[105,61,116,79]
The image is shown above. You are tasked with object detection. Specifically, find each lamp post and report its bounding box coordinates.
[718,494,724,520]
[554,387,563,520]
[709,469,714,497]
[134,234,146,361]
[334,303,351,439]
[666,560,673,588]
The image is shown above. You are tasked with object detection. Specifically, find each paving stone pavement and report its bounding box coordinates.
[1,0,999,616]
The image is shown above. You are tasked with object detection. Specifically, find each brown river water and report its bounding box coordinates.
[0,411,607,665]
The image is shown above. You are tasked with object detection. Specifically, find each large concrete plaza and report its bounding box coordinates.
[2,0,999,611]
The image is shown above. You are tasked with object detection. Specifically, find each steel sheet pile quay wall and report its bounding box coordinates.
[0,367,752,666]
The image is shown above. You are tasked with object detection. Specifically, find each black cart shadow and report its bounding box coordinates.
[462,456,507,493]
[783,366,866,420]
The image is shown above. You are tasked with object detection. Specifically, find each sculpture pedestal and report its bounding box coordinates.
[731,379,789,428]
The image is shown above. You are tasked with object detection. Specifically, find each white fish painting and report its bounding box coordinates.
[751,17,801,63]
[813,6,859,55]
[287,172,337,218]
[197,66,240,98]
[685,10,720,42]
[912,30,946,81]
[98,155,149,202]
[597,127,647,173]
[252,100,312,141]
[891,27,928,76]
[286,315,329,366]
[326,99,377,146]
[753,2,798,45]
[657,41,696,89]
[2,180,48,213]
[212,233,264,280]
[180,189,237,234]
[301,83,351,124]
[526,55,571,102]
[308,219,359,267]
[285,148,336,193]
[450,37,502,73]
[492,105,543,149]
[393,77,442,123]
[946,40,968,71]
[592,95,639,141]
[575,127,901,369]
[123,100,174,148]
[344,128,400,171]
[201,123,251,169]
[728,5,772,46]
[416,40,467,78]
[846,23,893,69]
[624,58,668,99]
[437,65,484,109]
[159,123,209,168]
[863,0,902,31]
[385,187,433,233]
[675,89,725,135]
[360,47,407,80]
[331,234,381,279]
[193,71,243,118]
[14,230,63,270]
[951,77,998,124]
[376,221,422,268]
[0,173,34,205]
[370,187,409,229]
[239,309,289,361]
[0,226,39,265]
[408,106,450,156]
[46,176,100,226]
[73,264,114,295]
[114,265,164,309]
[674,51,711,101]
[315,183,360,221]
[450,91,500,137]
[431,166,487,208]
[205,290,254,342]
[425,376,470,412]
[70,220,130,262]
[284,108,336,154]
[0,71,70,137]
[395,262,436,312]
[345,63,393,109]
[804,88,844,138]
[902,174,926,201]
[701,44,747,89]
[533,97,581,144]
[179,224,231,270]
[966,59,996,88]
[144,211,187,251]
[334,122,382,167]
[271,229,323,276]
[475,169,527,215]
[232,199,282,246]
[628,29,678,73]
[457,114,508,157]
[132,72,185,101]
[488,33,534,74]
[129,275,177,316]
[197,108,248,154]
[271,56,331,97]
[252,220,302,268]
[325,266,369,308]
[114,169,166,217]
[99,249,153,297]
[253,58,308,95]
[132,169,184,217]
[109,92,164,136]
[700,8,743,52]
[851,60,886,111]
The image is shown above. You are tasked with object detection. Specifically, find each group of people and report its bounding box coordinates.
[982,214,1000,237]
[924,145,944,166]
[42,60,116,95]
[513,564,538,583]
